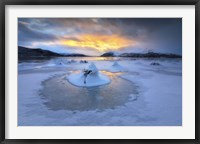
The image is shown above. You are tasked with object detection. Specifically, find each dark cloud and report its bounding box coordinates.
[18,20,59,46]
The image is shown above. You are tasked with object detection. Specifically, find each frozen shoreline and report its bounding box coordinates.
[18,58,182,126]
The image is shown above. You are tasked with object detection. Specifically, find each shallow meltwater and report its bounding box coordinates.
[40,71,139,111]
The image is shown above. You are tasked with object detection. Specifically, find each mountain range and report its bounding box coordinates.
[18,46,182,60]
[100,52,181,58]
[18,46,88,60]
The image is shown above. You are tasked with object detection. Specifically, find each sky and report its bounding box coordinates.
[18,18,182,56]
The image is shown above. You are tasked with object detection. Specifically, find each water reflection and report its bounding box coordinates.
[101,71,124,78]
[53,56,121,61]
[40,71,138,111]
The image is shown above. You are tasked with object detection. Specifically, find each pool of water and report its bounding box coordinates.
[40,71,139,111]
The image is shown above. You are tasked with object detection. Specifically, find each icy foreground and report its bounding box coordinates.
[67,63,110,87]
[18,58,182,126]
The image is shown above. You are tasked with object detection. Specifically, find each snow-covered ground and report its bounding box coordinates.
[18,57,182,126]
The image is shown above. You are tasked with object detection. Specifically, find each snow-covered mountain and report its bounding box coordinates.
[101,51,181,58]
[18,46,89,60]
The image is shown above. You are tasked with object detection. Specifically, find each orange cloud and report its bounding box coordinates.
[61,34,135,52]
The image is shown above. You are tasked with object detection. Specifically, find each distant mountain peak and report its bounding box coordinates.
[100,52,115,57]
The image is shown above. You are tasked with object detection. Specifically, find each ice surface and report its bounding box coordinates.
[18,58,182,126]
[41,73,138,111]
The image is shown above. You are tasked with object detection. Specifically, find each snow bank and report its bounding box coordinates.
[67,63,111,87]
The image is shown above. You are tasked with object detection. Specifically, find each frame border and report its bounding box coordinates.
[0,0,199,143]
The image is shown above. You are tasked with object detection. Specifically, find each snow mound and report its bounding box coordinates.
[109,61,125,72]
[67,63,111,87]
[87,62,99,74]
[112,61,120,67]
[54,59,65,65]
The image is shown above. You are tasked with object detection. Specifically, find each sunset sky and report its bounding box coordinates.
[18,18,182,56]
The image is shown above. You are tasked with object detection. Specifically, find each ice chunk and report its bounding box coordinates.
[150,62,160,66]
[80,60,88,63]
[129,94,138,101]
